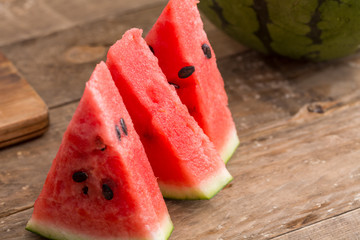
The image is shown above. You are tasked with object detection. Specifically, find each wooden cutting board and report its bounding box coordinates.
[0,52,49,148]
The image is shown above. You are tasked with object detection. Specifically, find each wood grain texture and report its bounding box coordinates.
[1,49,360,239]
[0,0,168,47]
[0,5,244,109]
[223,52,360,132]
[1,0,360,239]
[1,47,360,240]
[0,52,48,148]
[0,208,45,240]
[0,102,75,219]
[168,102,360,239]
[273,208,360,240]
[1,96,360,239]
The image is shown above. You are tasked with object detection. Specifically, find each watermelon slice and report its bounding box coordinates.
[145,0,239,163]
[26,62,173,240]
[106,28,232,200]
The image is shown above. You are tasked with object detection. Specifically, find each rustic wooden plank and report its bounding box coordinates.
[3,207,360,240]
[1,42,360,239]
[0,52,49,148]
[0,102,76,219]
[1,3,360,237]
[0,0,168,47]
[1,43,360,239]
[0,5,244,109]
[272,208,360,240]
[223,51,360,132]
[1,87,360,238]
[0,208,44,240]
[168,102,360,240]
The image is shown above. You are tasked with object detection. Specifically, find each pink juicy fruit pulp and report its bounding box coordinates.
[27,62,171,239]
[107,28,232,199]
[145,0,239,160]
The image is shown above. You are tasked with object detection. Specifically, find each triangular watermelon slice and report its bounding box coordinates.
[106,29,232,200]
[26,62,173,240]
[145,0,239,163]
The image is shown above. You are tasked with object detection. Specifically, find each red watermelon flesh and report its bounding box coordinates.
[145,0,239,163]
[106,29,232,200]
[26,62,173,240]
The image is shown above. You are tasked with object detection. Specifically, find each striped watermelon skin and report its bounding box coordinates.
[199,0,360,61]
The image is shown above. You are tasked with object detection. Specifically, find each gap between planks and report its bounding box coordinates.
[0,0,168,48]
[0,3,246,110]
[48,98,81,110]
[0,0,243,58]
[0,205,34,219]
[270,207,360,239]
[3,205,360,239]
[2,93,359,239]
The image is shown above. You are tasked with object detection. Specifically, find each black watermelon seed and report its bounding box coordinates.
[169,82,180,89]
[178,66,195,78]
[72,171,88,182]
[102,184,113,200]
[95,136,106,151]
[115,125,121,141]
[202,43,212,59]
[120,118,128,136]
[149,45,154,54]
[82,186,88,195]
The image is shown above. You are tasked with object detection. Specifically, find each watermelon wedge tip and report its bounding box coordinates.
[106,28,233,200]
[26,62,173,240]
[145,0,239,163]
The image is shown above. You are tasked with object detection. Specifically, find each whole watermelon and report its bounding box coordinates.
[199,0,360,61]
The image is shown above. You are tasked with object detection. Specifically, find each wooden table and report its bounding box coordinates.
[1,1,360,239]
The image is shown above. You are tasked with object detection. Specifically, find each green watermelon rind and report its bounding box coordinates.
[26,214,174,240]
[199,0,360,61]
[159,167,233,200]
[220,128,240,164]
